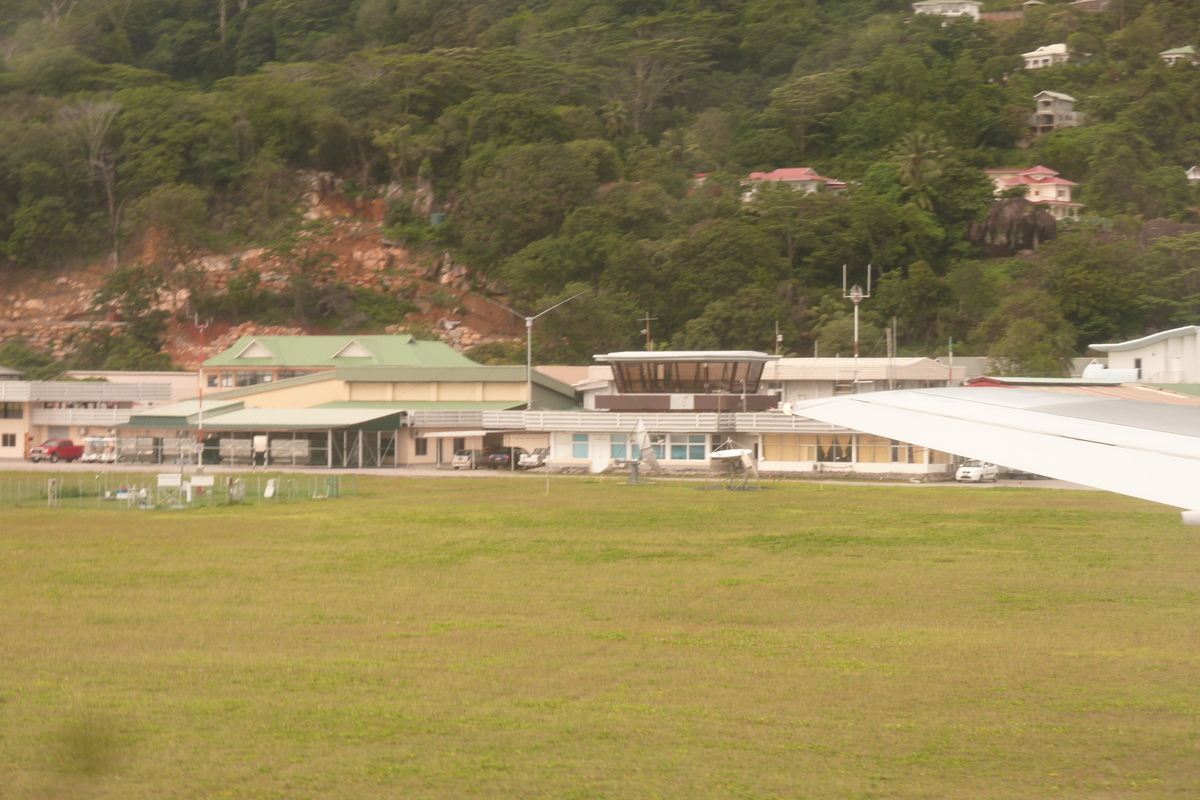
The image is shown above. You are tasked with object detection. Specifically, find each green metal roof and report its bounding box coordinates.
[122,399,245,427]
[1147,383,1200,397]
[125,406,404,432]
[203,335,476,369]
[197,365,577,406]
[333,365,576,397]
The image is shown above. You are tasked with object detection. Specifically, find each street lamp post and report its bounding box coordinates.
[524,292,588,408]
[195,315,211,472]
[481,291,589,409]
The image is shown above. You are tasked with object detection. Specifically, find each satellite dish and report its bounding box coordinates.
[610,420,659,484]
[634,419,659,471]
[708,440,761,490]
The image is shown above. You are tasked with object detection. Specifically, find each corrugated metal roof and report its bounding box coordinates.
[762,358,959,381]
[1147,383,1200,397]
[330,366,577,401]
[126,406,403,431]
[315,400,524,411]
[196,407,403,430]
[1010,384,1200,405]
[119,399,245,427]
[203,335,476,369]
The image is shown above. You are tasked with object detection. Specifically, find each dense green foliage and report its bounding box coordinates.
[3,0,1200,369]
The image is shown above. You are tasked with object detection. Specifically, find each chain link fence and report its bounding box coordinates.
[0,471,357,510]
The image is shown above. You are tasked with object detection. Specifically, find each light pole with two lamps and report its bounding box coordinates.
[488,291,589,409]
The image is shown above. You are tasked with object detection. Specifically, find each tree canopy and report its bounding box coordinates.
[2,0,1200,370]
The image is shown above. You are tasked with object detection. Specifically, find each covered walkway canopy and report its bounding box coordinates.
[121,402,407,468]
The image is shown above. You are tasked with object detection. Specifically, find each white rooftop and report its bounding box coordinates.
[1089,326,1200,352]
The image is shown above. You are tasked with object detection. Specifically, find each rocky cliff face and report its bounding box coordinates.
[0,172,522,369]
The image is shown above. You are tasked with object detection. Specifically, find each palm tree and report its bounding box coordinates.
[892,130,948,211]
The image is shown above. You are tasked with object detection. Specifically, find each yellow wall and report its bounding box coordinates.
[349,383,394,402]
[240,377,529,407]
[763,433,948,464]
[238,378,344,408]
[482,382,526,401]
[435,383,486,402]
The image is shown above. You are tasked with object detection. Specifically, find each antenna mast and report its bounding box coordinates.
[842,264,872,362]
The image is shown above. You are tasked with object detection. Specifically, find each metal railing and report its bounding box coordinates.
[30,408,139,426]
[407,408,851,435]
[0,381,171,402]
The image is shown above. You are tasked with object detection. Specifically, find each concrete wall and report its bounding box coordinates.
[1104,333,1200,382]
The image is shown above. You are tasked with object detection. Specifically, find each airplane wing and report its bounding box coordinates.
[793,387,1200,524]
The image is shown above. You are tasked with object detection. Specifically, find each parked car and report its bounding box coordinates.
[486,447,526,469]
[518,447,549,469]
[452,449,485,470]
[956,460,1000,482]
[81,436,118,463]
[28,438,85,463]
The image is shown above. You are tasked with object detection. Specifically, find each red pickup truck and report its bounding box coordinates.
[28,438,85,463]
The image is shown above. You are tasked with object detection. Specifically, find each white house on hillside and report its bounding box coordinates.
[741,167,847,201]
[1160,46,1198,66]
[912,0,982,20]
[1089,326,1200,383]
[1027,91,1085,136]
[1023,43,1070,69]
[985,165,1084,220]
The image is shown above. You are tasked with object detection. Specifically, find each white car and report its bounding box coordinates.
[452,449,484,470]
[956,460,1000,482]
[518,448,548,469]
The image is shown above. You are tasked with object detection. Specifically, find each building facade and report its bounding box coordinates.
[1023,43,1070,69]
[1027,91,1085,136]
[0,379,172,459]
[985,165,1084,219]
[1089,326,1200,383]
[202,334,476,389]
[741,168,847,200]
[911,0,983,20]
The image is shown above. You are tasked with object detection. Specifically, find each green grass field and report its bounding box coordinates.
[1,476,1197,799]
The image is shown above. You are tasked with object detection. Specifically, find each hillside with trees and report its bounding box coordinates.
[2,0,1200,373]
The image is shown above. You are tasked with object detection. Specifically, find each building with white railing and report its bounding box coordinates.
[0,378,172,459]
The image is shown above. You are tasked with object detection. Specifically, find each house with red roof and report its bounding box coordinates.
[740,167,847,201]
[985,165,1084,220]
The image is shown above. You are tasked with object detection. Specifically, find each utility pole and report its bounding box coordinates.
[774,321,782,356]
[638,312,658,351]
[889,316,897,391]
